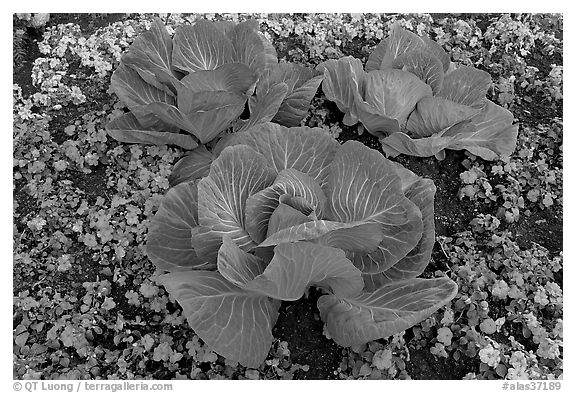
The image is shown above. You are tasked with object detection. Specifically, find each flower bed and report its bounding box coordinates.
[13,13,562,380]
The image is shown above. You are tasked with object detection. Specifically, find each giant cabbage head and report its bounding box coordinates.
[146,122,457,367]
[106,17,322,150]
[317,23,518,160]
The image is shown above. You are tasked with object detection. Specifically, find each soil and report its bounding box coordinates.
[513,206,562,257]
[272,288,342,379]
[406,348,479,380]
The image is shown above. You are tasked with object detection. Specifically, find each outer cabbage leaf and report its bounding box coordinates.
[172,19,234,74]
[121,18,179,94]
[447,99,519,160]
[363,172,436,291]
[218,19,278,73]
[391,50,445,95]
[226,21,276,76]
[421,36,450,73]
[246,242,363,301]
[146,181,214,272]
[217,236,268,287]
[238,83,289,132]
[197,145,276,251]
[178,63,258,95]
[379,127,465,158]
[218,123,341,187]
[168,145,213,187]
[365,24,428,71]
[356,69,433,136]
[189,226,225,262]
[405,96,481,138]
[318,277,458,347]
[106,112,198,150]
[157,270,279,368]
[317,56,365,126]
[212,20,238,35]
[110,63,176,127]
[383,100,517,160]
[438,66,492,106]
[313,223,386,254]
[148,91,246,144]
[256,63,323,127]
[325,140,423,273]
[365,38,388,73]
[257,32,278,74]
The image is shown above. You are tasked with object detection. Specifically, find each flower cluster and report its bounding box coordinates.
[435,229,562,379]
[30,57,86,109]
[458,117,562,223]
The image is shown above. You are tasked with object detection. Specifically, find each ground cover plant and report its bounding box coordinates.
[13,13,562,380]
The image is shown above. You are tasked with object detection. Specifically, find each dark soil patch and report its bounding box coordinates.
[513,205,562,257]
[405,347,479,379]
[273,288,341,379]
[65,164,111,203]
[396,150,484,236]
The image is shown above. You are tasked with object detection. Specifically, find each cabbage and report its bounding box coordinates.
[147,123,456,367]
[107,18,321,149]
[318,23,518,160]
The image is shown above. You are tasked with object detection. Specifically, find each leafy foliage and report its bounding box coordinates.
[147,123,456,367]
[107,17,322,151]
[317,23,519,161]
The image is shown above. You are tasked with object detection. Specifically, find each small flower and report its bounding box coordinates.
[537,339,560,360]
[30,13,50,28]
[27,216,47,231]
[491,280,510,299]
[372,349,393,370]
[139,282,159,298]
[509,351,528,370]
[57,254,72,272]
[545,282,562,299]
[552,319,563,338]
[460,170,478,184]
[83,233,98,248]
[436,327,453,346]
[53,160,68,171]
[101,296,116,311]
[479,343,501,368]
[533,287,549,306]
[125,290,141,307]
[507,366,529,380]
[479,318,497,335]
